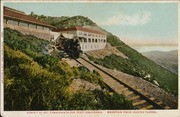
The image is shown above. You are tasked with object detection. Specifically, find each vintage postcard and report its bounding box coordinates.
[0,0,179,117]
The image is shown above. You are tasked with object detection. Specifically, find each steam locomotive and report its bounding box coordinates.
[56,37,83,58]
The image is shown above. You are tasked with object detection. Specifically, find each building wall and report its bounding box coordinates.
[4,18,52,41]
[58,30,107,52]
[50,32,60,42]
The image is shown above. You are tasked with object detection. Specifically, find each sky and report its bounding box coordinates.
[4,2,178,46]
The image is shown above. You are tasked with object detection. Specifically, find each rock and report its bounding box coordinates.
[153,80,159,86]
[144,74,151,79]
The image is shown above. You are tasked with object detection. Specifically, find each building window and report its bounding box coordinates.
[37,25,44,30]
[101,39,103,42]
[29,24,36,29]
[51,35,54,41]
[79,32,82,35]
[8,20,18,25]
[84,38,87,42]
[95,39,97,42]
[79,38,83,42]
[85,45,87,49]
[4,19,7,24]
[104,40,106,43]
[82,45,84,49]
[19,22,28,27]
[88,38,91,42]
[92,39,94,42]
[44,27,50,31]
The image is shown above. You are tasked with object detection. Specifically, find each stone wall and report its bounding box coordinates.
[4,23,51,40]
[80,42,106,52]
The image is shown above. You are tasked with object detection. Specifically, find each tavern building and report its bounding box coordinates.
[54,27,107,52]
[3,7,56,40]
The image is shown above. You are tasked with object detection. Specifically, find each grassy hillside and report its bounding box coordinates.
[30,13,70,27]
[30,14,97,28]
[30,14,178,95]
[4,28,133,110]
[87,34,178,96]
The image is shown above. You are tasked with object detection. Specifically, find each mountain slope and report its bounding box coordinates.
[142,50,178,75]
[32,14,178,96]
[4,28,133,110]
[30,14,97,28]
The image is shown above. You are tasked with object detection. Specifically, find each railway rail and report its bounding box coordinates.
[76,57,170,110]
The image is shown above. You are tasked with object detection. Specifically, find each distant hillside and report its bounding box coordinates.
[142,50,178,75]
[30,14,97,28]
[31,14,178,96]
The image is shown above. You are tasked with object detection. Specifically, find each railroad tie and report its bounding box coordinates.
[107,82,119,86]
[143,93,148,96]
[139,105,153,110]
[149,97,155,101]
[103,79,110,82]
[164,106,170,109]
[105,81,117,85]
[128,95,140,101]
[136,89,141,92]
[109,82,119,86]
[126,83,131,85]
[102,75,109,79]
[116,88,128,93]
[105,80,116,84]
[103,77,111,81]
[157,101,162,105]
[113,85,124,89]
[130,85,135,88]
[123,91,134,96]
[133,100,146,106]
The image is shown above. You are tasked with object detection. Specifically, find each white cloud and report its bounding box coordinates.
[98,11,151,26]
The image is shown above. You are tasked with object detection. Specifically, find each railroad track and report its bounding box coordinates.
[76,57,170,110]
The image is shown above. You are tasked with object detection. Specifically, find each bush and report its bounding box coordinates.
[34,54,59,68]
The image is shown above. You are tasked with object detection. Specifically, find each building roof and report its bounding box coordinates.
[53,26,106,35]
[4,7,56,28]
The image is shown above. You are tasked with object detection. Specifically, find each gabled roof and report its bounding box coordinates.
[53,26,106,35]
[4,6,56,28]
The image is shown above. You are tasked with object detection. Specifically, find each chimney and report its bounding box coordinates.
[31,12,34,15]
